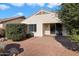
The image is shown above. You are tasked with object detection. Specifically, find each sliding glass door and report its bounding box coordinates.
[50,23,62,35]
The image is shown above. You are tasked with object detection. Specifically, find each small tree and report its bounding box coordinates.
[5,24,27,41]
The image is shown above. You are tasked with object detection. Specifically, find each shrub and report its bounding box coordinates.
[26,32,34,38]
[0,29,5,37]
[5,24,27,41]
[69,35,79,42]
[69,29,79,42]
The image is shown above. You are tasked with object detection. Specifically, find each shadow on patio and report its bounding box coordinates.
[55,36,79,51]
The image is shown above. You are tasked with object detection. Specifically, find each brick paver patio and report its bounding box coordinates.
[19,36,79,56]
[1,36,79,56]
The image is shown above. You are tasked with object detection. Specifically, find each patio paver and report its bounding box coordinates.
[19,36,79,56]
[1,36,79,56]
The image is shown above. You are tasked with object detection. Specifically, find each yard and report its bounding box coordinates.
[0,36,79,56]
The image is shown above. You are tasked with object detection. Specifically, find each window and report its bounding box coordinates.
[27,24,36,32]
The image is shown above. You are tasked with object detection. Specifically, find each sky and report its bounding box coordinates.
[0,3,61,19]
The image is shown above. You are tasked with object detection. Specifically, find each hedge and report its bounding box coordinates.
[5,24,27,41]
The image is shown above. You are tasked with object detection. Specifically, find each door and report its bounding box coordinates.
[56,23,62,35]
[50,23,62,36]
[50,24,55,34]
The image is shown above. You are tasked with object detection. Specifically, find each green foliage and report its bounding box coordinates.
[5,24,27,41]
[69,29,79,42]
[58,3,79,34]
[26,32,34,38]
[70,35,79,42]
[58,3,79,42]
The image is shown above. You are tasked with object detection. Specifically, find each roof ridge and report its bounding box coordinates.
[0,16,26,23]
[35,9,53,15]
[40,8,53,12]
[4,16,25,20]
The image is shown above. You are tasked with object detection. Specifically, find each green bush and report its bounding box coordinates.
[68,29,79,42]
[5,24,27,41]
[69,35,79,42]
[26,32,34,38]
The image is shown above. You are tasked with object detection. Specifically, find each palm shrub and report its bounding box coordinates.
[5,24,27,41]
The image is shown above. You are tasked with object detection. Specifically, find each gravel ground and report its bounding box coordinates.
[0,36,79,56]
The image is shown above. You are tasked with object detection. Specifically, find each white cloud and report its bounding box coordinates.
[26,3,45,7]
[10,3,25,7]
[17,12,24,16]
[49,3,62,5]
[36,3,45,7]
[0,5,10,10]
[11,12,24,17]
[26,3,36,6]
[47,3,62,8]
[26,3,61,8]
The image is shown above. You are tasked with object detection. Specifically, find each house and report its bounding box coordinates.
[0,16,26,29]
[21,9,68,37]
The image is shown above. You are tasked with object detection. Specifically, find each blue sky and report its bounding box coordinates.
[0,3,61,19]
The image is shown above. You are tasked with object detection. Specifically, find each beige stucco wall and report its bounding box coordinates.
[34,23,43,36]
[21,13,62,37]
[0,24,3,29]
[25,23,43,37]
[43,24,50,35]
[21,12,68,36]
[62,25,68,36]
